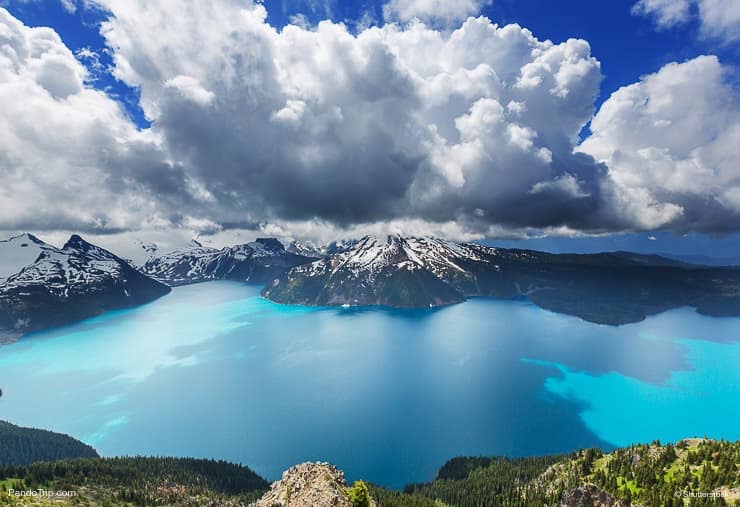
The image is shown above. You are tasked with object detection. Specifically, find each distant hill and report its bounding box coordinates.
[286,239,358,258]
[0,420,98,466]
[660,253,740,267]
[4,232,740,337]
[0,456,269,506]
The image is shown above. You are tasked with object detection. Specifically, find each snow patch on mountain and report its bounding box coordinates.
[140,238,314,286]
[290,235,490,281]
[287,239,358,258]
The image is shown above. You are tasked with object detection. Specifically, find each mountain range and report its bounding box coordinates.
[1,232,740,341]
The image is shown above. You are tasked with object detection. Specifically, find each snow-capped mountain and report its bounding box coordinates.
[140,238,315,286]
[0,234,170,341]
[263,234,740,324]
[138,239,220,285]
[264,235,476,308]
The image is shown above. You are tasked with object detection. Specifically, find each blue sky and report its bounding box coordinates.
[1,0,739,258]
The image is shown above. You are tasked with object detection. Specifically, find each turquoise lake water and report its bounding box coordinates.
[0,281,738,488]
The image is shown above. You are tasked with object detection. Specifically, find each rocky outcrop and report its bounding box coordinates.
[561,484,632,507]
[251,462,374,507]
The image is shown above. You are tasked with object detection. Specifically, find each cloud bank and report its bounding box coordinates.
[0,1,738,243]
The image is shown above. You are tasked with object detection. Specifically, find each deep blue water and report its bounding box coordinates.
[0,282,738,488]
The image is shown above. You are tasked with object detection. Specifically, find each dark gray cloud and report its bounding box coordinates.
[91,4,612,234]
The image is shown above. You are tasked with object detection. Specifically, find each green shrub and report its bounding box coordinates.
[348,480,372,507]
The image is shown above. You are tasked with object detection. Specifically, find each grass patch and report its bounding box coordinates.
[616,476,642,495]
[591,456,612,474]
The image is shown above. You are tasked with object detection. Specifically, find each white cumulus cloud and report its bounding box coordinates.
[633,0,740,44]
[632,0,692,29]
[579,55,740,232]
[383,0,492,25]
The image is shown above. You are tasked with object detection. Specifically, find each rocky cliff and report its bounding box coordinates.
[560,485,632,507]
[251,462,375,507]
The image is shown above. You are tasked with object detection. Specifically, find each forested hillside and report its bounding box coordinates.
[0,437,737,506]
[0,421,98,466]
[0,457,269,506]
[386,439,740,506]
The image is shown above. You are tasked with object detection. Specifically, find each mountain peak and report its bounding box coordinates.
[287,239,357,257]
[255,237,285,248]
[1,235,170,338]
[63,234,88,250]
[248,238,286,255]
[62,235,127,263]
[8,233,46,245]
[338,235,479,274]
[263,234,470,308]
